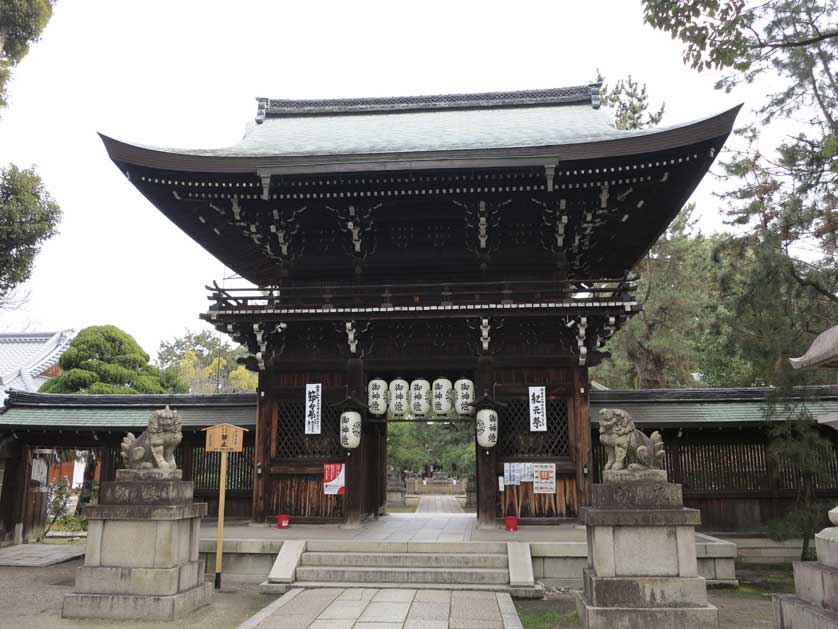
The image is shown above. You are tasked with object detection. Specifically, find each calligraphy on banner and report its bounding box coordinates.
[305,383,322,435]
[529,386,546,432]
[533,463,556,494]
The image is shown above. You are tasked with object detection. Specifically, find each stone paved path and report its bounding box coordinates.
[416,495,464,514]
[239,588,523,629]
[0,542,84,567]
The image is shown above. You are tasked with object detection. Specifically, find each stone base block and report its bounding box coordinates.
[62,581,212,621]
[575,592,719,629]
[603,469,668,483]
[116,468,182,481]
[774,593,838,629]
[794,560,838,610]
[100,479,194,506]
[74,560,205,596]
[817,527,838,569]
[583,568,708,608]
[592,481,683,510]
[580,506,701,527]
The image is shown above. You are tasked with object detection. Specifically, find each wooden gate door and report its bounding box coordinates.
[22,448,51,541]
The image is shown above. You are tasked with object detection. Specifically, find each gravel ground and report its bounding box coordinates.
[0,559,271,629]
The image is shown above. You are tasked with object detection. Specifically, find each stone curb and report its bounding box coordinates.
[236,587,302,629]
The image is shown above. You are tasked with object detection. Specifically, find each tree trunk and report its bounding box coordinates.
[76,450,98,515]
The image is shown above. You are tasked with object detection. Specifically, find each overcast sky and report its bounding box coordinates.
[0,0,751,357]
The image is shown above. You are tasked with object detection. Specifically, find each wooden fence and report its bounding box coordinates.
[593,438,838,530]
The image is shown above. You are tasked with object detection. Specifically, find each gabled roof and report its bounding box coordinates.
[99,84,741,174]
[0,331,75,406]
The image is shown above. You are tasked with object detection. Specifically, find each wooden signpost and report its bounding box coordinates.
[202,423,248,590]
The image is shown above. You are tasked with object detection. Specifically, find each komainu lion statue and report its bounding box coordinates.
[121,406,183,470]
[598,408,665,471]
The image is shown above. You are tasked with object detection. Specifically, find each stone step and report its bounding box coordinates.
[304,540,507,554]
[793,560,838,609]
[265,580,544,599]
[294,565,510,585]
[774,593,838,628]
[300,551,509,569]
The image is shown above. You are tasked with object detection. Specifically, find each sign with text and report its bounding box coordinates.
[503,462,521,486]
[305,383,322,434]
[533,463,556,494]
[203,423,247,452]
[528,386,547,432]
[323,463,345,495]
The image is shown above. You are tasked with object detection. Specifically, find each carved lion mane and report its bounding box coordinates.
[598,408,665,472]
[120,406,183,470]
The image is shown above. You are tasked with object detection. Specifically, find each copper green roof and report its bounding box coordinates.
[0,391,256,429]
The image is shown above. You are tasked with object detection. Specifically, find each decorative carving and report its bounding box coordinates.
[598,408,665,472]
[120,406,183,470]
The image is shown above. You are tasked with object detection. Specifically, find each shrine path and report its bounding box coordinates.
[415,495,464,514]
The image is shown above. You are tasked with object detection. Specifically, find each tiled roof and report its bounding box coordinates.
[590,386,838,427]
[3,387,838,431]
[0,330,75,406]
[100,84,740,166]
[257,85,597,118]
[0,391,256,428]
[790,325,838,370]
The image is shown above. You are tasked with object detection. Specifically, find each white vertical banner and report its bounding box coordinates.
[305,383,322,435]
[529,386,547,432]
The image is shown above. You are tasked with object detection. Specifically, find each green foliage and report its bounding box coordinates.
[599,73,665,130]
[40,325,187,394]
[0,163,60,303]
[765,402,835,559]
[643,0,838,333]
[157,329,255,393]
[0,0,54,109]
[594,207,730,388]
[388,422,475,480]
[39,476,71,540]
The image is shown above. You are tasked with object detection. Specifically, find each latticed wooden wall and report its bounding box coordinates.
[275,400,343,460]
[497,399,569,459]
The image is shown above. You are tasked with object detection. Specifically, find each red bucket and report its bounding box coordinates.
[504,516,518,532]
[276,514,290,529]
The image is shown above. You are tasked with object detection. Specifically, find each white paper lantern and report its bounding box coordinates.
[432,377,453,417]
[340,410,362,449]
[368,378,388,416]
[388,378,409,419]
[476,408,499,449]
[454,379,475,416]
[410,379,431,418]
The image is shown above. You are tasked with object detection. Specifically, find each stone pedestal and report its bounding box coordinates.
[62,469,212,621]
[774,520,838,627]
[575,472,719,629]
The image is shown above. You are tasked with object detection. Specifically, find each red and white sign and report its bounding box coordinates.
[323,463,345,495]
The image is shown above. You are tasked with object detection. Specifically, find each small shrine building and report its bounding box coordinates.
[99,84,739,527]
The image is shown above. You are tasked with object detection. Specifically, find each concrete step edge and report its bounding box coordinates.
[296,567,510,574]
[291,581,544,599]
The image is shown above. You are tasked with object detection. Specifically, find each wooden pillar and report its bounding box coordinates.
[476,355,497,529]
[99,445,114,484]
[181,441,194,483]
[569,367,592,507]
[252,374,272,523]
[344,357,365,528]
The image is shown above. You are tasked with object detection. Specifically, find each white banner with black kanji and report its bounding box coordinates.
[529,385,546,432]
[305,383,322,435]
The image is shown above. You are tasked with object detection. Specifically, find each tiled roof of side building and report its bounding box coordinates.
[0,391,257,429]
[0,330,75,405]
[4,387,838,431]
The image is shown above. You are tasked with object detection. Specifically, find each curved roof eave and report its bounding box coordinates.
[99,105,742,176]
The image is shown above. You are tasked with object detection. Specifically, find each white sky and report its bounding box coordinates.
[0,0,752,357]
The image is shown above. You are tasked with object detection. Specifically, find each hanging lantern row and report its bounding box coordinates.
[366,377,476,419]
